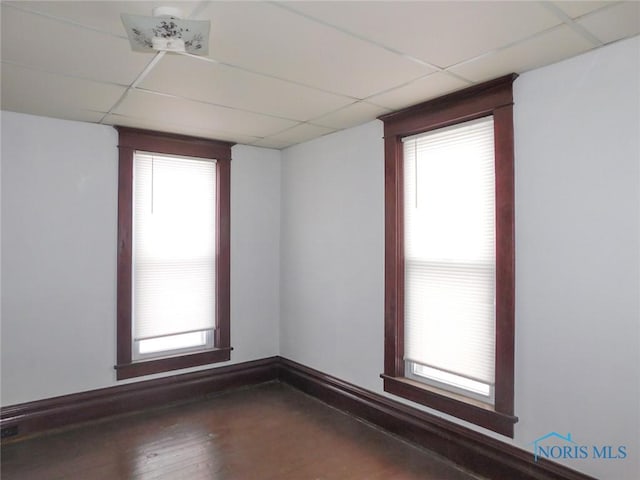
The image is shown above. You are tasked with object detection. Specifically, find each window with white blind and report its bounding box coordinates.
[381,75,517,437]
[115,127,232,380]
[403,117,496,404]
[132,152,216,360]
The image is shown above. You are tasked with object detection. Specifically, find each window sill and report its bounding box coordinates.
[381,374,517,437]
[115,348,232,380]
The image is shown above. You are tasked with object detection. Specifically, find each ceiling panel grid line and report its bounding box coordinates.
[271,0,476,87]
[540,1,605,46]
[2,1,127,39]
[2,1,638,148]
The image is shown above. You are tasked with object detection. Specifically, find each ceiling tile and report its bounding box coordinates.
[577,1,640,44]
[448,25,594,83]
[103,113,262,145]
[310,101,390,129]
[0,1,633,149]
[140,54,354,121]
[3,1,200,37]
[1,5,150,85]
[366,72,470,110]
[552,1,615,19]
[281,1,561,68]
[253,123,336,149]
[249,138,292,150]
[114,90,297,138]
[198,1,432,98]
[1,62,124,122]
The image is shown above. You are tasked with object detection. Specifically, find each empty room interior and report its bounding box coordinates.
[1,1,639,479]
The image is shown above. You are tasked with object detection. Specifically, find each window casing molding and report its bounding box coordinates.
[379,74,518,437]
[115,127,233,380]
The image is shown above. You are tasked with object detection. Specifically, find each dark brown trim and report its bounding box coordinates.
[383,134,405,377]
[1,357,595,480]
[116,146,134,367]
[115,126,234,161]
[115,127,233,380]
[379,73,518,137]
[114,348,232,380]
[216,155,231,350]
[493,104,516,415]
[381,74,518,436]
[279,358,596,480]
[381,375,516,437]
[1,357,278,441]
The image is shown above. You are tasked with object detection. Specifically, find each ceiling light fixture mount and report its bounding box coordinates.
[121,7,210,55]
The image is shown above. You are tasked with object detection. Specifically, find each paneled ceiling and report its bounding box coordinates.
[2,1,639,149]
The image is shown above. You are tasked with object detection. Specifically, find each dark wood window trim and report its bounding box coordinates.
[379,74,518,437]
[115,127,234,380]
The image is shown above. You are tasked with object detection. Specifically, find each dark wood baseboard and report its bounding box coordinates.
[1,357,279,441]
[1,356,595,480]
[278,357,596,480]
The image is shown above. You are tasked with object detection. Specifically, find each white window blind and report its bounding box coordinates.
[403,116,496,394]
[133,152,216,349]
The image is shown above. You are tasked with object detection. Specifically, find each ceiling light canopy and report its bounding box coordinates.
[121,7,209,55]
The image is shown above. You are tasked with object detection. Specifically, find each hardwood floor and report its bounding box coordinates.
[1,382,483,480]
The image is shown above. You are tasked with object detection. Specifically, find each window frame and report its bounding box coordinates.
[380,74,518,437]
[115,127,233,380]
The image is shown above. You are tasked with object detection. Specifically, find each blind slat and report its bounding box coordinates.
[133,152,217,340]
[403,116,496,384]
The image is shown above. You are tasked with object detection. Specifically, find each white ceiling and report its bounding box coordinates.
[2,1,639,149]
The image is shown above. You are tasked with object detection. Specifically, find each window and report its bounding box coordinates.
[115,127,233,380]
[380,75,518,437]
[403,116,497,405]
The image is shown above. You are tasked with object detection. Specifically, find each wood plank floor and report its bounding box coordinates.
[1,382,483,480]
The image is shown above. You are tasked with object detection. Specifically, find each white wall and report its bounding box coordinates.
[280,121,385,390]
[513,35,639,479]
[230,144,281,362]
[0,112,281,405]
[279,36,639,480]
